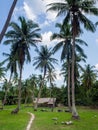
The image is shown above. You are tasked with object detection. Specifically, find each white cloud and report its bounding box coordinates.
[55,68,62,81]
[41,31,61,47]
[23,2,37,21]
[14,0,64,27]
[95,64,98,70]
[96,38,98,43]
[13,6,25,20]
[41,31,53,46]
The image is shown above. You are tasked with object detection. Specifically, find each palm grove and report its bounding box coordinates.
[0,0,98,119]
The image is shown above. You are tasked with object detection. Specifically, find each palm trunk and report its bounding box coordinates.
[34,85,42,110]
[51,83,55,112]
[0,0,18,43]
[34,72,45,111]
[67,61,72,112]
[24,96,28,105]
[17,67,22,110]
[71,33,79,119]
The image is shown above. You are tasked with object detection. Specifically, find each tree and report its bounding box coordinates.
[47,0,98,119]
[51,23,87,112]
[22,79,33,105]
[81,64,97,90]
[51,23,72,112]
[0,0,18,43]
[33,45,58,110]
[2,49,17,108]
[29,74,38,103]
[46,68,57,111]
[3,49,17,83]
[4,16,41,111]
[0,62,5,80]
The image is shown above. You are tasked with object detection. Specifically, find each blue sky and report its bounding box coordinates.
[0,0,98,86]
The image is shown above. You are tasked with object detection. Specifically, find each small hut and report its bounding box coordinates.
[33,98,56,107]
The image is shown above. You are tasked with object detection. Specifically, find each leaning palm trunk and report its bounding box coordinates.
[51,83,55,112]
[67,61,72,112]
[2,73,12,109]
[24,96,28,105]
[0,0,18,43]
[34,79,44,111]
[18,67,22,110]
[71,32,79,119]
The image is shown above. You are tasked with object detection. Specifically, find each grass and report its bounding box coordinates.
[0,105,30,130]
[31,107,98,130]
[0,105,98,130]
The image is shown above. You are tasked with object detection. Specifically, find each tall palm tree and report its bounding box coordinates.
[4,16,41,110]
[33,45,58,110]
[0,0,18,43]
[51,23,87,113]
[47,0,98,119]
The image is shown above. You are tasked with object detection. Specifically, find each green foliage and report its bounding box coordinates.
[87,81,98,107]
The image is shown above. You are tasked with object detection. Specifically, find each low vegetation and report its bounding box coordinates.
[0,105,98,130]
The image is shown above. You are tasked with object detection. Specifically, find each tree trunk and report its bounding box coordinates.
[34,78,44,111]
[0,0,18,43]
[17,67,22,110]
[67,61,72,112]
[71,33,79,119]
[34,85,42,111]
[34,70,46,111]
[24,96,28,105]
[50,83,54,112]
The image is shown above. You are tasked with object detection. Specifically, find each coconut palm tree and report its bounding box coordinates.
[3,16,41,111]
[46,68,57,111]
[0,0,18,43]
[29,74,38,104]
[22,79,33,105]
[33,45,58,110]
[81,64,97,90]
[51,23,87,112]
[3,48,17,83]
[47,0,98,119]
[2,50,17,108]
[0,62,5,80]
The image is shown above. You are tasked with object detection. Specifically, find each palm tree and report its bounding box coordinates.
[22,79,33,105]
[29,74,38,103]
[33,45,58,110]
[0,62,5,80]
[81,64,97,90]
[46,68,57,111]
[4,16,41,110]
[3,49,17,83]
[0,0,18,43]
[47,0,98,119]
[2,50,17,108]
[51,23,72,112]
[51,22,87,113]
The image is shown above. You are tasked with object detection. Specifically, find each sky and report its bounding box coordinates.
[0,0,98,86]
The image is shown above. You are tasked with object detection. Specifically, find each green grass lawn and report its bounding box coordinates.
[0,105,30,130]
[0,105,98,130]
[31,107,98,130]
